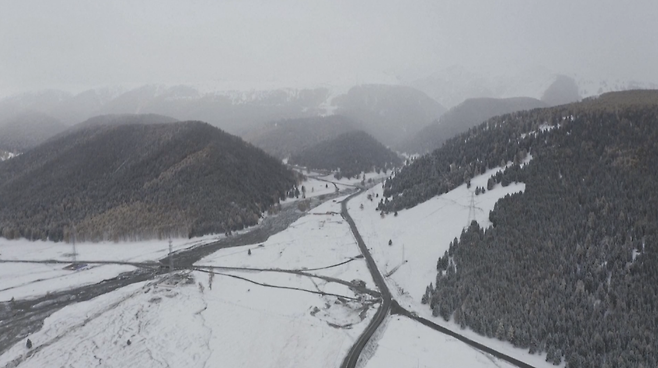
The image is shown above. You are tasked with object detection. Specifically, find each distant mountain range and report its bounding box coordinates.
[0,111,68,152]
[408,65,658,109]
[332,84,446,146]
[398,97,548,154]
[0,84,445,148]
[289,130,402,179]
[0,120,298,242]
[2,72,654,156]
[243,115,360,160]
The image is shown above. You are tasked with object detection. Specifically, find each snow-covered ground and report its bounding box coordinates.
[0,175,355,301]
[1,196,379,368]
[0,150,19,161]
[348,163,564,368]
[197,196,374,289]
[0,235,223,264]
[364,316,517,368]
[0,262,136,302]
[347,165,525,306]
[281,177,355,204]
[0,232,224,300]
[0,162,561,368]
[0,271,377,368]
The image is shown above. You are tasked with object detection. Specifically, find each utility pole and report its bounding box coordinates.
[168,238,174,271]
[72,224,77,264]
[467,191,476,228]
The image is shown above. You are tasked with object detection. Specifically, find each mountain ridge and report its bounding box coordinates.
[0,120,298,242]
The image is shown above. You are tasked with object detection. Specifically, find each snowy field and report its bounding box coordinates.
[0,234,223,264]
[197,196,375,289]
[347,165,526,307]
[0,263,136,302]
[0,235,223,300]
[348,162,563,368]
[364,316,517,368]
[0,172,363,303]
[0,163,564,367]
[0,271,377,368]
[1,196,379,368]
[282,169,390,205]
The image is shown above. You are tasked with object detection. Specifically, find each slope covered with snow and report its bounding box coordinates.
[346,161,564,368]
[364,316,517,368]
[0,197,378,368]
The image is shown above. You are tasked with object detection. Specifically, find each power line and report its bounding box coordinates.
[467,191,476,227]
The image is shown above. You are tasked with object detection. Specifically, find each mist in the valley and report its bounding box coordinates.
[1,0,657,97]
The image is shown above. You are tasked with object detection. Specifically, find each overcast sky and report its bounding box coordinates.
[1,0,657,96]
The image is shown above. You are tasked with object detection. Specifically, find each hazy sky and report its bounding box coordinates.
[1,0,657,96]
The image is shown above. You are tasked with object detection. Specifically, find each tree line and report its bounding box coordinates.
[390,90,658,367]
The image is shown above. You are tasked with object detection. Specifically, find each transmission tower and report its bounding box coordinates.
[466,191,476,227]
[168,238,174,271]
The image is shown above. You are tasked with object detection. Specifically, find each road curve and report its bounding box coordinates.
[339,189,393,368]
[337,186,536,368]
[390,301,535,368]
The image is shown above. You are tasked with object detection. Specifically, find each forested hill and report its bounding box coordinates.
[289,130,402,179]
[242,115,359,159]
[0,121,298,242]
[397,97,547,154]
[386,90,658,367]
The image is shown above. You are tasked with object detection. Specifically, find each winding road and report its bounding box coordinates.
[339,189,392,368]
[2,186,537,368]
[338,187,536,368]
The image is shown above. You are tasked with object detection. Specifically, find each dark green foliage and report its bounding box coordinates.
[403,90,658,367]
[289,130,402,179]
[398,97,547,154]
[0,121,298,242]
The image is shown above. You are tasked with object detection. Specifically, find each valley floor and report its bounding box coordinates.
[0,196,377,368]
[0,169,561,368]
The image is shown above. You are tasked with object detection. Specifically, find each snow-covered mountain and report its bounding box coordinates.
[408,65,658,109]
[0,83,443,146]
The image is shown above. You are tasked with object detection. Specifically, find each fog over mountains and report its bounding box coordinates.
[2,70,655,157]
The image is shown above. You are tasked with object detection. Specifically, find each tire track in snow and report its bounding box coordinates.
[2,278,166,368]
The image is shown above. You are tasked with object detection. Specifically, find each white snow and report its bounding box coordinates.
[364,316,517,368]
[0,234,223,264]
[1,196,379,368]
[0,162,565,368]
[198,197,375,289]
[348,166,525,305]
[0,150,19,161]
[0,262,135,302]
[0,271,377,368]
[348,164,564,368]
[281,177,355,204]
[0,233,224,299]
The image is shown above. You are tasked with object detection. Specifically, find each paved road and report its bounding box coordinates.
[337,186,536,368]
[3,187,537,368]
[339,189,393,368]
[390,301,535,368]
